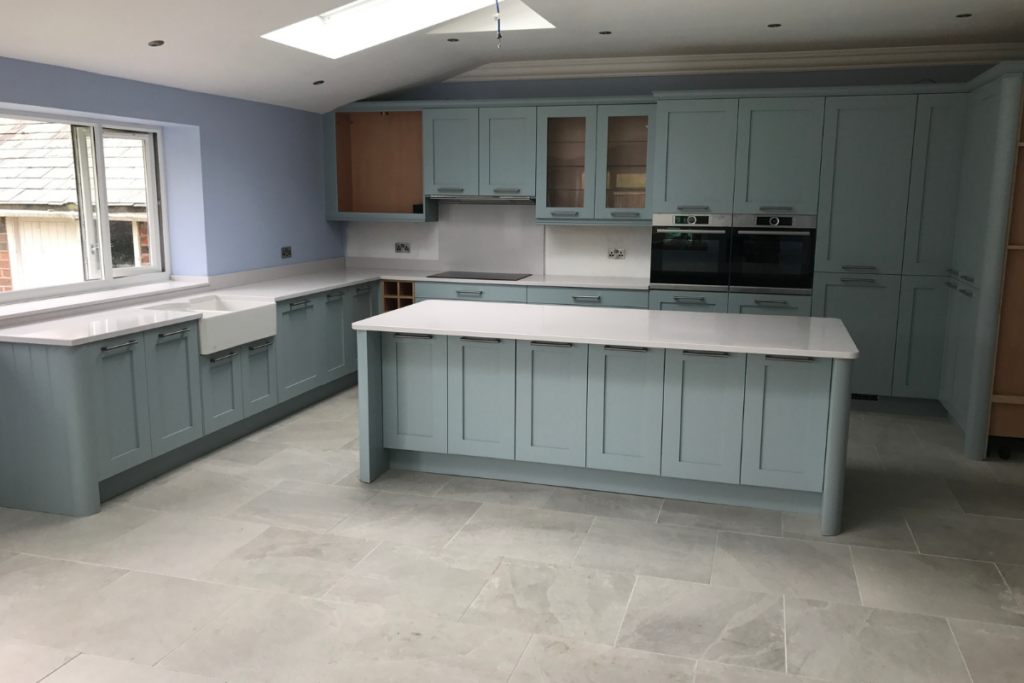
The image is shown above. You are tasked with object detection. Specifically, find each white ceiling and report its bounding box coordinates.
[0,0,1022,113]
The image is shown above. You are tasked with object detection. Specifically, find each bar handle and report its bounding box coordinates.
[676,205,709,211]
[287,299,312,311]
[326,292,344,301]
[766,354,817,363]
[551,210,580,217]
[683,350,730,358]
[736,230,810,236]
[754,300,792,307]
[841,265,877,271]
[944,281,958,289]
[210,351,238,364]
[530,341,573,348]
[437,187,464,193]
[456,290,484,297]
[673,296,709,303]
[947,268,959,276]
[572,295,602,302]
[610,211,641,218]
[840,278,877,284]
[248,341,274,351]
[959,288,974,297]
[394,333,433,340]
[493,188,521,194]
[157,328,190,339]
[604,345,648,353]
[961,274,975,283]
[657,228,726,235]
[460,336,502,343]
[759,205,794,211]
[355,286,373,294]
[101,339,138,352]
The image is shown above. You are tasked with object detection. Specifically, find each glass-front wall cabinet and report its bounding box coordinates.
[596,104,656,220]
[537,106,597,220]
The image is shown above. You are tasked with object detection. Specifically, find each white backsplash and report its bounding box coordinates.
[544,224,652,278]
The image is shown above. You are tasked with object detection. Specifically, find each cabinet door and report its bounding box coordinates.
[242,338,278,418]
[661,350,746,484]
[903,94,967,276]
[816,95,917,274]
[741,354,832,492]
[200,347,244,434]
[733,97,825,215]
[144,323,203,456]
[812,273,902,396]
[939,278,961,409]
[649,290,729,313]
[949,283,980,426]
[322,289,353,384]
[515,340,588,467]
[479,107,537,197]
[448,336,516,459]
[382,333,448,452]
[352,282,378,321]
[277,296,323,402]
[423,108,479,196]
[595,104,656,220]
[586,344,665,475]
[93,334,152,479]
[525,286,648,309]
[728,293,812,317]
[653,99,738,214]
[536,105,597,220]
[892,276,950,399]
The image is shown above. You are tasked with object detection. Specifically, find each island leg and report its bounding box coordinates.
[821,358,852,536]
[357,330,388,483]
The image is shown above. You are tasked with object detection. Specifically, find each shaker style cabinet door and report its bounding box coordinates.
[815,95,917,275]
[144,323,203,456]
[448,336,516,460]
[381,332,448,453]
[200,346,245,434]
[891,276,950,400]
[91,333,153,479]
[595,104,657,221]
[536,105,598,220]
[515,340,589,467]
[661,349,746,484]
[733,97,825,215]
[242,338,278,418]
[479,107,537,197]
[652,99,738,215]
[423,108,479,196]
[947,283,980,428]
[276,295,323,402]
[352,282,378,321]
[322,288,353,383]
[649,290,729,313]
[727,293,812,317]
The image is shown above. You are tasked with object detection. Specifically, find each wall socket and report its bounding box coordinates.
[395,242,411,254]
[281,246,292,259]
[608,248,626,260]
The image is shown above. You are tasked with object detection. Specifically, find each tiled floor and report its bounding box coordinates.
[2,390,1024,682]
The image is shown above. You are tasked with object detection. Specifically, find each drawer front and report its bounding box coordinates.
[414,282,527,303]
[527,287,649,309]
[649,290,728,312]
[728,293,812,317]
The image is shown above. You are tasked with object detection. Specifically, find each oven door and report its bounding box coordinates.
[651,227,731,287]
[730,227,816,291]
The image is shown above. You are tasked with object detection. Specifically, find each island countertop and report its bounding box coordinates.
[353,300,859,360]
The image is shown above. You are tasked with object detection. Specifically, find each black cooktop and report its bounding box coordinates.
[429,271,531,281]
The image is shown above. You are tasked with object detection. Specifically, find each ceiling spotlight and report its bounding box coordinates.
[313,80,325,85]
[447,38,460,42]
[599,31,612,35]
[767,23,782,28]
[148,40,165,47]
[956,13,972,18]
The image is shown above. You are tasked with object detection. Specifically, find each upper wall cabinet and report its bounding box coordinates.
[537,105,598,221]
[733,97,825,215]
[595,104,657,221]
[815,95,917,275]
[479,107,537,197]
[653,99,738,215]
[423,108,479,196]
[903,94,968,276]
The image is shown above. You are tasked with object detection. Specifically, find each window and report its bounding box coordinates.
[0,115,165,300]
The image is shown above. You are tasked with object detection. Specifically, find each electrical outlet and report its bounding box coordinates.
[395,242,411,254]
[281,246,292,259]
[608,248,626,260]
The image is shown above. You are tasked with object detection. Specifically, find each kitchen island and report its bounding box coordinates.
[353,300,859,535]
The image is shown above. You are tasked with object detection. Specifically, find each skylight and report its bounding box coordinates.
[263,0,502,59]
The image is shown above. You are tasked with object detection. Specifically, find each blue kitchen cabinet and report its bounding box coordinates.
[91,333,153,479]
[381,332,448,452]
[515,340,589,467]
[322,288,353,384]
[728,292,812,317]
[479,107,537,197]
[276,295,324,402]
[536,105,598,221]
[941,281,980,427]
[733,97,825,215]
[352,282,380,321]
[903,94,968,276]
[741,354,832,492]
[812,272,902,396]
[649,290,729,313]
[526,286,648,308]
[448,336,516,459]
[423,108,479,196]
[595,104,657,221]
[661,349,746,484]
[242,338,278,418]
[892,276,949,399]
[652,99,738,214]
[586,344,665,475]
[414,281,527,303]
[200,346,245,434]
[143,322,203,457]
[816,95,918,274]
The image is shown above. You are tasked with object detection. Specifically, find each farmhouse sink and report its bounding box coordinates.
[147,295,276,355]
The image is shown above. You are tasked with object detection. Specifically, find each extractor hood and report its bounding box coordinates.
[427,193,535,205]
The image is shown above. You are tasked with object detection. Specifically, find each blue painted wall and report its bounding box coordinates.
[0,56,342,277]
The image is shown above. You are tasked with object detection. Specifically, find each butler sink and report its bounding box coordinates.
[147,295,276,355]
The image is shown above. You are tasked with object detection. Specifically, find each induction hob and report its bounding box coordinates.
[428,271,531,281]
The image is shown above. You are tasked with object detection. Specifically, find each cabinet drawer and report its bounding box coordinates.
[649,290,728,312]
[728,293,811,316]
[527,287,648,309]
[414,282,527,303]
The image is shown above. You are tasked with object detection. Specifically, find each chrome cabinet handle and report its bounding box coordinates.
[394,333,433,340]
[101,339,138,352]
[683,350,730,358]
[673,296,709,303]
[944,281,958,289]
[759,205,794,211]
[210,351,238,364]
[355,286,373,294]
[437,187,464,193]
[959,288,974,297]
[657,228,726,234]
[157,328,190,339]
[456,290,484,297]
[677,205,709,211]
[248,341,274,351]
[572,295,602,302]
[842,265,877,271]
[604,345,648,353]
[840,278,877,284]
[494,188,521,194]
[326,292,344,301]
[766,355,816,363]
[754,300,792,307]
[947,268,959,276]
[287,299,312,310]
[460,336,501,343]
[530,341,573,348]
[551,210,580,217]
[736,230,810,236]
[611,211,640,218]
[961,275,975,283]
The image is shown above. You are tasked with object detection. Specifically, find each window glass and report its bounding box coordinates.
[103,132,156,272]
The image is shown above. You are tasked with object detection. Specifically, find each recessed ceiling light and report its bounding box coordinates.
[148,40,165,47]
[599,31,612,35]
[447,38,460,42]
[263,0,500,59]
[956,13,972,18]
[767,23,782,28]
[313,80,325,85]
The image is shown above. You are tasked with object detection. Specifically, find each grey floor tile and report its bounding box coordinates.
[224,479,376,532]
[658,500,782,537]
[324,542,501,620]
[201,527,378,597]
[337,469,453,496]
[80,512,268,579]
[435,477,554,508]
[445,503,594,566]
[45,654,225,682]
[300,396,360,423]
[0,639,76,683]
[542,488,664,522]
[999,563,1024,611]
[323,613,530,683]
[985,455,1024,486]
[118,469,277,518]
[844,441,887,474]
[711,532,860,604]
[509,634,696,683]
[462,560,636,645]
[188,440,287,476]
[252,417,359,451]
[158,591,383,683]
[853,547,1024,625]
[949,618,1024,683]
[0,504,162,561]
[617,576,785,672]
[782,503,917,552]
[250,447,359,485]
[695,661,828,682]
[573,517,716,583]
[903,510,1024,564]
[0,507,41,535]
[784,597,971,683]
[946,480,1024,519]
[843,470,963,513]
[331,492,480,550]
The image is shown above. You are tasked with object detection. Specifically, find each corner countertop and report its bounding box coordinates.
[353,300,860,360]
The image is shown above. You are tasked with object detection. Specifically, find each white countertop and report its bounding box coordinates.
[353,300,859,360]
[0,308,201,347]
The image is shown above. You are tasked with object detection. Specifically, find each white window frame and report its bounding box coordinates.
[103,128,164,278]
[0,107,171,305]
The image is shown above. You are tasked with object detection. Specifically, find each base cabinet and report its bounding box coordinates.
[728,293,812,317]
[891,276,949,399]
[448,336,516,459]
[200,347,245,434]
[941,281,981,427]
[144,323,203,457]
[322,289,354,384]
[242,338,278,418]
[93,334,153,480]
[649,290,728,313]
[381,333,448,452]
[515,340,589,466]
[277,295,324,401]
